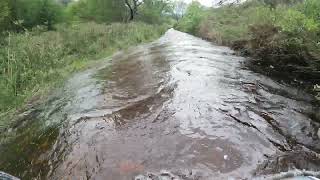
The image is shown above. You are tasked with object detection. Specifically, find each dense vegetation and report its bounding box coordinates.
[2,0,319,114]
[0,23,167,113]
[0,0,174,114]
[176,0,320,90]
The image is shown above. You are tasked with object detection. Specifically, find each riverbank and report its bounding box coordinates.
[175,0,320,96]
[0,22,168,122]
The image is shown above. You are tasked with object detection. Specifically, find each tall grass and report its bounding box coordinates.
[177,0,320,50]
[0,22,168,112]
[176,0,320,84]
[197,2,276,44]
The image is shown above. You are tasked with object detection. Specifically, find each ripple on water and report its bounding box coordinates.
[1,29,319,180]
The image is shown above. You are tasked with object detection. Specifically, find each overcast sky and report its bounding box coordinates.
[184,0,230,6]
[182,0,217,6]
[182,0,208,6]
[183,0,244,7]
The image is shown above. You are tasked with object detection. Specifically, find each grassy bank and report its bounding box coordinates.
[176,0,320,90]
[0,22,168,114]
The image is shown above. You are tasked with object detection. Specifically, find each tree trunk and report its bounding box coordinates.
[125,0,134,21]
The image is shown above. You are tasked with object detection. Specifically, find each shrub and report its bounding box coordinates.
[175,1,206,34]
[0,0,10,28]
[276,9,319,34]
[176,0,320,83]
[301,0,320,21]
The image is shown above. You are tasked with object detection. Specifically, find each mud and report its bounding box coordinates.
[0,29,319,180]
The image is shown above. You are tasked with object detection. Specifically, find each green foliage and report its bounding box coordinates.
[84,0,125,22]
[67,0,174,24]
[0,0,10,27]
[1,0,64,31]
[67,0,126,23]
[260,0,304,8]
[1,0,176,31]
[38,0,64,30]
[172,0,187,21]
[175,1,205,34]
[137,0,173,24]
[179,1,275,44]
[177,0,320,51]
[0,22,167,112]
[65,0,91,21]
[176,0,320,82]
[276,9,319,33]
[0,0,173,113]
[0,0,12,33]
[302,0,320,20]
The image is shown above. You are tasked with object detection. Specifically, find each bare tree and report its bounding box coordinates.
[215,0,241,6]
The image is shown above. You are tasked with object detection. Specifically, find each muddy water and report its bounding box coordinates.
[1,29,320,180]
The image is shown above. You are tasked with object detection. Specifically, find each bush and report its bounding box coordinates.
[176,0,320,49]
[175,1,206,34]
[66,0,126,23]
[276,9,319,34]
[7,0,64,30]
[301,0,320,21]
[136,0,173,25]
[180,1,276,44]
[0,0,10,29]
[176,0,320,83]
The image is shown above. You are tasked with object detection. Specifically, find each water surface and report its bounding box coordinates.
[0,29,319,180]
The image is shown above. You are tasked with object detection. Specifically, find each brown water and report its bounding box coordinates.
[0,29,320,180]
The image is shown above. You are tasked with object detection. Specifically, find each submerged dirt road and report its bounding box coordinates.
[1,29,320,179]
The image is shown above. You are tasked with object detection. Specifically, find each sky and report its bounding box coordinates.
[182,0,245,7]
[183,0,215,7]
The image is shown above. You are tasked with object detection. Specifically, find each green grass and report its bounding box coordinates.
[176,0,320,86]
[0,22,168,114]
[176,0,320,52]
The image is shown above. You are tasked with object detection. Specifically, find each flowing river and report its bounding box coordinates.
[0,29,320,179]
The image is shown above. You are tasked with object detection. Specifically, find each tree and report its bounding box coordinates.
[176,1,204,33]
[90,0,125,22]
[137,0,172,23]
[173,0,187,21]
[68,0,125,22]
[38,0,63,30]
[2,0,64,30]
[125,0,143,21]
[66,0,91,21]
[259,0,304,8]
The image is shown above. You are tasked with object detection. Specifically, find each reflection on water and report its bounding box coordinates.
[0,29,319,179]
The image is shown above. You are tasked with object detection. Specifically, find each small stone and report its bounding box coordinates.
[224,155,228,160]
